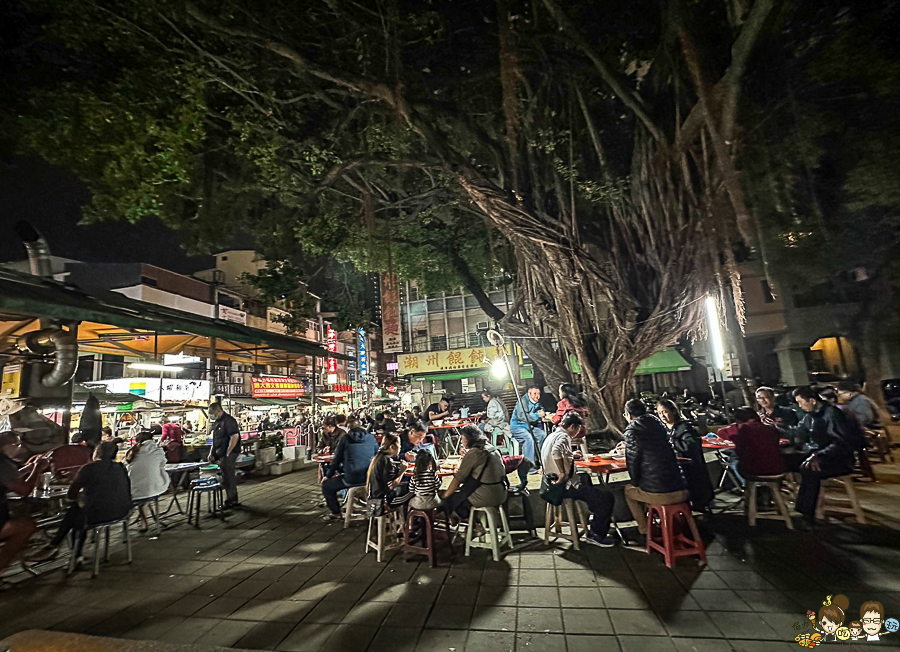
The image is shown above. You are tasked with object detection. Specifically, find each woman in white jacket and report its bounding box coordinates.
[125,432,170,531]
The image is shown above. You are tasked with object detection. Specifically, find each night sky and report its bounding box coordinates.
[0,156,213,274]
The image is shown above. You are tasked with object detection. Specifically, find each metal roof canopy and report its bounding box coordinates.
[0,268,352,364]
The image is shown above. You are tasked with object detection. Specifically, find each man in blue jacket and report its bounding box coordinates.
[321,418,378,521]
[791,386,856,528]
[510,386,547,491]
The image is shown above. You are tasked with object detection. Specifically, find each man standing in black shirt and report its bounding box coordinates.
[209,402,241,508]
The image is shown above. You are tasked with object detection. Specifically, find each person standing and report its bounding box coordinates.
[0,432,50,582]
[551,384,590,456]
[510,386,547,491]
[541,413,616,547]
[622,399,688,537]
[791,386,856,528]
[208,401,242,509]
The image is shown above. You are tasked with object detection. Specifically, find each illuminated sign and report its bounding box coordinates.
[358,328,368,377]
[250,376,305,398]
[327,326,338,375]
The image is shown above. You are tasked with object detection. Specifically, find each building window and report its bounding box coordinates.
[221,256,228,261]
[761,280,775,304]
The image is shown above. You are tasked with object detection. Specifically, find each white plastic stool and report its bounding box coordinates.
[465,505,513,562]
[543,499,589,551]
[815,475,866,524]
[365,508,404,562]
[343,485,368,528]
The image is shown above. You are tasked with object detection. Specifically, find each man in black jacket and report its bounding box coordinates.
[622,399,687,535]
[791,386,856,526]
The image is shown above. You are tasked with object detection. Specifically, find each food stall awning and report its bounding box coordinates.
[0,268,353,365]
[226,397,266,406]
[72,383,152,406]
[635,349,693,375]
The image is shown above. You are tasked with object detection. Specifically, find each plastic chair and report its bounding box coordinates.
[186,478,226,527]
[645,502,707,568]
[815,475,866,524]
[465,505,513,562]
[744,475,793,530]
[403,508,454,567]
[343,485,367,528]
[68,515,132,578]
[543,499,589,551]
[49,445,94,482]
[365,507,404,562]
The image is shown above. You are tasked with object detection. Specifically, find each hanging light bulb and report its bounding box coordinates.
[491,358,507,378]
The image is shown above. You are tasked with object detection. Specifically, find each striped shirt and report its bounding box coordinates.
[410,470,441,499]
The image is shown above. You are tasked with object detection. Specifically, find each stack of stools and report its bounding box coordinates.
[403,508,455,567]
[187,478,226,528]
[645,502,707,568]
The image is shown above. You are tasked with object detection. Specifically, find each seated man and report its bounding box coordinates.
[790,386,856,528]
[836,381,880,429]
[321,419,378,521]
[510,386,547,491]
[33,441,132,562]
[399,420,436,462]
[0,431,50,581]
[622,399,688,536]
[370,412,397,436]
[541,413,616,547]
[717,407,786,483]
[756,386,799,433]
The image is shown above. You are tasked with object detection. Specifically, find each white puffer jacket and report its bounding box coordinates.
[127,440,170,500]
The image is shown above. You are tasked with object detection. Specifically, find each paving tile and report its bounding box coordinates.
[425,604,474,630]
[469,606,517,631]
[369,626,421,652]
[560,587,606,608]
[323,624,378,652]
[671,638,734,652]
[194,596,248,619]
[712,612,781,640]
[416,628,468,651]
[609,608,663,635]
[276,623,337,651]
[515,632,566,652]
[689,589,752,612]
[519,569,558,586]
[465,630,516,652]
[517,587,561,607]
[733,590,801,613]
[384,604,430,629]
[195,619,257,647]
[716,571,777,591]
[562,608,614,634]
[340,601,392,626]
[566,635,622,652]
[516,607,564,633]
[601,587,652,610]
[617,636,678,652]
[658,610,722,638]
[519,555,558,569]
[235,621,295,650]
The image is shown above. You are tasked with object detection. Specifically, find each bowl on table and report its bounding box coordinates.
[432,419,444,427]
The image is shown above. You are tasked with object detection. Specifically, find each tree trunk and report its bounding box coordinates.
[848,272,896,412]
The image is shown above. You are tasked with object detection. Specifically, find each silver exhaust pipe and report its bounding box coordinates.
[17,328,79,388]
[14,220,53,278]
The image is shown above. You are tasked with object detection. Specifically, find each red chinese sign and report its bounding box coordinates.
[381,273,403,353]
[251,376,305,398]
[327,326,338,374]
[331,384,352,392]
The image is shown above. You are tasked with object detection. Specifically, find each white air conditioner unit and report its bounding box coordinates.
[476,321,490,330]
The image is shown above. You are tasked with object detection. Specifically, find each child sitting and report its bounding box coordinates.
[409,449,442,510]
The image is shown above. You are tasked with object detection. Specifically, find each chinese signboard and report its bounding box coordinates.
[331,384,352,392]
[89,378,210,402]
[397,345,518,376]
[218,305,247,325]
[358,328,368,377]
[380,273,403,353]
[251,376,305,398]
[327,326,338,384]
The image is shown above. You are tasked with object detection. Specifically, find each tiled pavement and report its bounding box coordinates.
[3,463,900,652]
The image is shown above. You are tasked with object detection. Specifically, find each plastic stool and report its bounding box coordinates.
[544,499,589,551]
[505,487,537,538]
[186,480,226,527]
[343,485,367,528]
[744,475,793,530]
[403,508,454,567]
[68,516,132,578]
[132,495,163,536]
[646,502,707,568]
[365,507,404,562]
[465,505,513,562]
[815,475,866,524]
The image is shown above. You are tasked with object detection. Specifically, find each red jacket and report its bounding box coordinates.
[717,420,785,477]
[551,399,589,439]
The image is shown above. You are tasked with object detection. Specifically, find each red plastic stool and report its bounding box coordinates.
[403,508,454,568]
[645,502,707,568]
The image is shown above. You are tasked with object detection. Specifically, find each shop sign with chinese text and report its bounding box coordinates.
[397,345,518,376]
[251,376,305,398]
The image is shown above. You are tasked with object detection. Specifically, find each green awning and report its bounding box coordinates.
[413,369,489,382]
[635,348,693,375]
[258,398,304,406]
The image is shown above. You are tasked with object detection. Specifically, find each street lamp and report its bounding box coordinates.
[704,295,730,417]
[490,358,507,379]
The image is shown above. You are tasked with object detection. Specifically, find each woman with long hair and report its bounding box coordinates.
[656,399,713,513]
[551,384,590,455]
[365,432,412,516]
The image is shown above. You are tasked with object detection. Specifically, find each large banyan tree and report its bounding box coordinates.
[9,0,780,430]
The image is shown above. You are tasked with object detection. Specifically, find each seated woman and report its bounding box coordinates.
[551,383,590,456]
[657,399,714,513]
[32,441,132,562]
[125,432,170,532]
[365,433,412,516]
[443,426,507,521]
